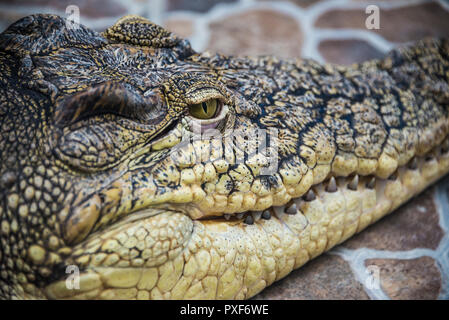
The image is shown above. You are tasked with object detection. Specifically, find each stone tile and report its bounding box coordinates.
[163,17,194,39]
[0,0,127,18]
[365,257,442,299]
[253,254,370,299]
[315,2,449,43]
[343,187,444,251]
[207,10,303,58]
[167,0,237,13]
[318,39,385,65]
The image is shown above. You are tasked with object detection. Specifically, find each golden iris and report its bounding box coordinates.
[189,99,219,119]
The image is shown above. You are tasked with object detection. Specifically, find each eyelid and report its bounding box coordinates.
[54,81,164,127]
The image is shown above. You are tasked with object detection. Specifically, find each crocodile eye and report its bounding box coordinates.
[189,99,219,119]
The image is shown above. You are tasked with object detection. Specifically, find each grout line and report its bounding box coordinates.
[437,0,449,11]
[330,249,390,299]
[333,176,449,300]
[333,246,446,300]
[304,0,436,12]
[312,29,395,52]
[334,246,440,264]
[433,177,449,299]
[239,0,257,4]
[333,232,449,299]
[435,176,449,232]
[435,235,449,299]
[173,0,401,62]
[180,1,307,53]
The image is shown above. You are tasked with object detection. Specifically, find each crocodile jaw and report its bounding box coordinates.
[1,14,448,300]
[43,146,449,300]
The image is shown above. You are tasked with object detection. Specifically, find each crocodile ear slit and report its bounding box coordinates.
[54,81,166,127]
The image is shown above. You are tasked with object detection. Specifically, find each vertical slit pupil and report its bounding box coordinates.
[201,102,208,114]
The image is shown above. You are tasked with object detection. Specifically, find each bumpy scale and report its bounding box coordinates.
[0,14,449,299]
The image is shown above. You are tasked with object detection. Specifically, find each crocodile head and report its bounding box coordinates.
[1,14,448,299]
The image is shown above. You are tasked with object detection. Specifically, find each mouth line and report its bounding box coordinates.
[190,174,378,226]
[193,175,368,225]
[192,152,444,226]
[92,144,445,242]
[55,146,448,300]
[81,207,168,244]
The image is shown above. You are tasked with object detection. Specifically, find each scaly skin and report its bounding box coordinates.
[0,14,449,299]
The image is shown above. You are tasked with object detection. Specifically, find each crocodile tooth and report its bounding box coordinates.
[252,211,262,221]
[326,176,337,193]
[366,177,376,189]
[347,174,359,191]
[261,210,271,220]
[304,189,316,202]
[244,215,254,225]
[408,157,418,170]
[388,172,397,180]
[236,213,244,219]
[224,214,231,220]
[285,203,297,215]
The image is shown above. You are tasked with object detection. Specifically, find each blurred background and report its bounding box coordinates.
[1,0,449,300]
[1,0,449,65]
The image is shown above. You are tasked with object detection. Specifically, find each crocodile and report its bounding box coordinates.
[0,14,448,300]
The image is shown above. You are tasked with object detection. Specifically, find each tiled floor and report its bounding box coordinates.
[1,0,448,299]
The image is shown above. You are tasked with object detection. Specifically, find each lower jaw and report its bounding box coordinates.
[41,150,449,300]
